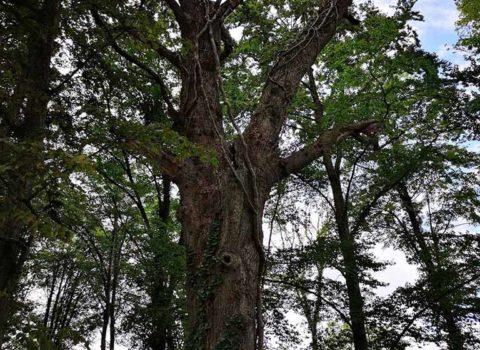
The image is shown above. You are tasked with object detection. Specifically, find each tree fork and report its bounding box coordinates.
[137,0,378,348]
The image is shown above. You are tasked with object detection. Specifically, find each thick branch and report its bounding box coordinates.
[277,120,379,180]
[216,0,243,22]
[245,0,352,151]
[126,29,184,69]
[163,0,188,29]
[220,24,235,61]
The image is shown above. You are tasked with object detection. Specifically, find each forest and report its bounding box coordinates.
[0,0,479,349]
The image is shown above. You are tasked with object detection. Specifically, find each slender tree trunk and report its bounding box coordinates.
[109,301,115,350]
[148,277,175,350]
[109,267,118,350]
[0,234,31,346]
[43,265,59,328]
[323,153,368,350]
[148,176,175,350]
[397,185,464,349]
[339,235,368,350]
[443,310,464,350]
[101,306,109,350]
[299,266,323,350]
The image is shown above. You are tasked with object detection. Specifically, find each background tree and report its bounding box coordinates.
[0,0,63,341]
[1,1,479,349]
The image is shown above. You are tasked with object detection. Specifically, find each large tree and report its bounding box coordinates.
[88,0,378,348]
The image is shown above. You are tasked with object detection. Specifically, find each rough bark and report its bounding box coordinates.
[170,1,360,348]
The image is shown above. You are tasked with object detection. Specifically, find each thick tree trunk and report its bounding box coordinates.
[146,2,354,348]
[170,4,265,348]
[177,162,266,350]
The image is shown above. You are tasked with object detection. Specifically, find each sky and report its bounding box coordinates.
[376,0,465,65]
[92,1,465,349]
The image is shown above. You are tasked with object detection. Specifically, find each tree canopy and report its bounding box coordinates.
[0,0,479,350]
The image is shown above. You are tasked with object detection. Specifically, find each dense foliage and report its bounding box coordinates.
[0,0,478,349]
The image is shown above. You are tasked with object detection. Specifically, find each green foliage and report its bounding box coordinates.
[2,0,480,349]
[457,0,480,51]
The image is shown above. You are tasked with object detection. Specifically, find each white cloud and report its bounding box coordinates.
[412,0,459,33]
[370,0,397,15]
[371,245,419,297]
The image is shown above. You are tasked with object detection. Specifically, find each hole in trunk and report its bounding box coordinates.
[221,253,233,266]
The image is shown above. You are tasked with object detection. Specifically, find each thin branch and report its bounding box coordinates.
[91,8,180,120]
[343,150,366,216]
[294,173,336,213]
[306,67,324,123]
[126,28,184,69]
[388,271,480,350]
[265,277,351,326]
[350,169,411,235]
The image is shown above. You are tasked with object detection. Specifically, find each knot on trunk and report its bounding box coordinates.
[219,252,239,269]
